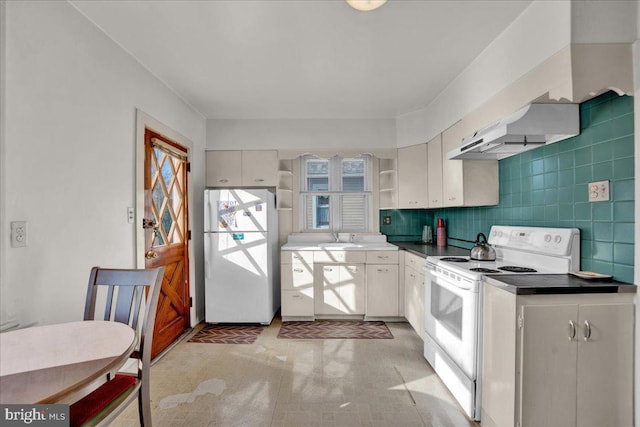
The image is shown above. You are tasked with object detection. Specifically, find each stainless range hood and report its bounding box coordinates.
[447,104,579,160]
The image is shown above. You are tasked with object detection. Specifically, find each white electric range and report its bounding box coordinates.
[423,226,580,421]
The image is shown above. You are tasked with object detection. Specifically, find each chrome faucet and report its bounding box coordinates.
[332,230,340,242]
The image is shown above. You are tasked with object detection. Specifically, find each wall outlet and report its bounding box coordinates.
[382,216,391,225]
[588,180,610,202]
[11,221,27,248]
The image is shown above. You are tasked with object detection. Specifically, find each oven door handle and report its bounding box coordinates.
[428,269,474,292]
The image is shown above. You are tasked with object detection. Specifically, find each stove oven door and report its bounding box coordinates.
[424,267,479,379]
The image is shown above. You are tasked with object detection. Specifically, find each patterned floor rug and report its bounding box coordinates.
[188,324,265,344]
[278,321,393,339]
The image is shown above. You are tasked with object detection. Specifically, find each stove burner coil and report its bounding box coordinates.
[498,266,537,273]
[440,257,469,263]
[470,267,501,273]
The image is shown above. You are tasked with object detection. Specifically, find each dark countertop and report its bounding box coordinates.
[484,274,637,295]
[390,242,470,258]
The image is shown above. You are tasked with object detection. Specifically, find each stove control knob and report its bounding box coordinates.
[544,234,552,242]
[555,235,562,244]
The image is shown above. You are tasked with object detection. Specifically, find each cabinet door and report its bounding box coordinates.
[206,151,242,187]
[576,303,634,427]
[397,144,428,208]
[241,150,278,186]
[280,263,313,290]
[315,265,343,315]
[427,136,443,208]
[282,290,314,317]
[366,265,399,316]
[339,264,365,314]
[519,304,578,427]
[404,267,423,338]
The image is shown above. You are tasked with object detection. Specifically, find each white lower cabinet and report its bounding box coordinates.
[281,290,314,317]
[366,264,399,317]
[281,249,400,319]
[482,284,634,427]
[280,251,314,318]
[315,264,365,315]
[404,252,425,340]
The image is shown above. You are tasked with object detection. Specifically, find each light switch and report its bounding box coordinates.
[588,180,610,202]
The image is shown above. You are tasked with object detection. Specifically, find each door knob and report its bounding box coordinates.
[145,250,158,259]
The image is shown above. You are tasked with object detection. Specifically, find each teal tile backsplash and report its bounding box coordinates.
[382,92,635,283]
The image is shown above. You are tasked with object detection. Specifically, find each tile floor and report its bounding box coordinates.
[112,317,478,427]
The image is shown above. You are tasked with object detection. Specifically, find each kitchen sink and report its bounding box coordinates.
[318,242,364,249]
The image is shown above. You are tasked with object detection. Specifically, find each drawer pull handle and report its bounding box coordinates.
[254,178,265,182]
[292,295,301,299]
[293,268,303,273]
[583,320,591,341]
[324,267,333,272]
[293,255,300,259]
[378,256,389,259]
[568,320,576,340]
[219,179,229,183]
[377,269,389,272]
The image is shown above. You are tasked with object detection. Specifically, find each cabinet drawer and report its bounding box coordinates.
[366,251,399,264]
[313,250,366,264]
[281,250,314,265]
[404,252,425,271]
[281,289,314,317]
[281,264,314,290]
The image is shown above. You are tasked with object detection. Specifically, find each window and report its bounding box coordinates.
[300,155,371,232]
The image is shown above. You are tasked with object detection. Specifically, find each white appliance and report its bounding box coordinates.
[424,225,580,421]
[447,104,579,160]
[204,189,280,324]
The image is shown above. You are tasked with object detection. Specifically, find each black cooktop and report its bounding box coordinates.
[499,266,538,273]
[470,267,501,273]
[440,257,469,263]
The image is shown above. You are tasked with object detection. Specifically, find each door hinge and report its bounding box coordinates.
[186,162,191,172]
[189,297,193,308]
[518,314,524,330]
[187,230,192,240]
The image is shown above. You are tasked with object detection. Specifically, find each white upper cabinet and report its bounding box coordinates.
[426,134,443,208]
[241,150,278,187]
[397,143,428,209]
[206,150,242,187]
[205,150,278,187]
[442,121,498,207]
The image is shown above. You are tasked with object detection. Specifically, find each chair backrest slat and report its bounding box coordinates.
[113,285,135,325]
[104,286,116,322]
[131,286,144,329]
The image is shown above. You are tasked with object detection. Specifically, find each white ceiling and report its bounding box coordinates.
[71,0,533,119]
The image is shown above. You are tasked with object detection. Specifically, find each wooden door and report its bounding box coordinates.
[144,129,190,359]
[576,303,634,427]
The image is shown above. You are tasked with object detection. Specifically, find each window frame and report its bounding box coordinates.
[300,155,372,232]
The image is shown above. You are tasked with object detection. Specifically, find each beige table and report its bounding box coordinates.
[0,320,136,404]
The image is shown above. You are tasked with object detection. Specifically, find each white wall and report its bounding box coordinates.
[396,0,572,147]
[571,0,638,43]
[2,0,206,327]
[207,119,396,151]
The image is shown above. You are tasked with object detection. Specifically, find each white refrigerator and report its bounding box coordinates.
[204,189,280,324]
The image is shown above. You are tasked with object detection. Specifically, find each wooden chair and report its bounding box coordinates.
[70,266,164,427]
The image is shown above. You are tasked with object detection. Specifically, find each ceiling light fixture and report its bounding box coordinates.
[345,0,388,12]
